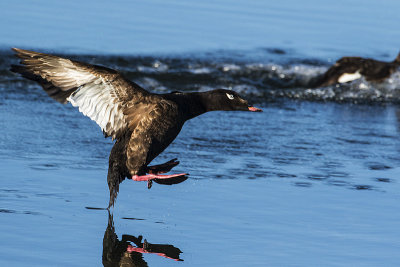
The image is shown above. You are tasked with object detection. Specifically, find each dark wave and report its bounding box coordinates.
[2,49,400,104]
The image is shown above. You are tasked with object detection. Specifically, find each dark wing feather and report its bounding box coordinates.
[10,64,76,103]
[11,48,150,139]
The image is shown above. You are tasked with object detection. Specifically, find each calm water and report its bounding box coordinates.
[1,1,400,266]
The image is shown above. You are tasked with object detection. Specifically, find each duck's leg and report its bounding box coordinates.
[146,158,179,174]
[127,132,187,189]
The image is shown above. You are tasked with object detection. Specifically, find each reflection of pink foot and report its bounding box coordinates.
[147,158,180,174]
[127,243,183,261]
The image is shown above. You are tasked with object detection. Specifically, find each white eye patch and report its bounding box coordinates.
[226,93,234,100]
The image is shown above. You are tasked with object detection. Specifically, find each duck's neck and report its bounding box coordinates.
[164,92,211,121]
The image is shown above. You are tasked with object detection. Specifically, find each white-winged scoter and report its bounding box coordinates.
[10,48,262,207]
[312,52,400,88]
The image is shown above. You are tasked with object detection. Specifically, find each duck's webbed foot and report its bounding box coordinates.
[132,173,189,189]
[146,158,179,174]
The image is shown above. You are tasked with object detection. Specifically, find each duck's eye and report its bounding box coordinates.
[226,93,234,100]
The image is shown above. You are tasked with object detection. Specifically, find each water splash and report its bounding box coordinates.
[2,49,400,104]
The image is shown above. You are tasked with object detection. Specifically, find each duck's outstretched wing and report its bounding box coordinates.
[10,48,150,139]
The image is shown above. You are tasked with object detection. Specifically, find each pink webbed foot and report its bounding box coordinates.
[132,173,188,181]
[132,173,189,189]
[147,158,180,174]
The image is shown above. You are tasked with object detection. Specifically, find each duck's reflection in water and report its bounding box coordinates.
[103,212,183,266]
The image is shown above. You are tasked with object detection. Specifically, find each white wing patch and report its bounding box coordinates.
[338,71,362,83]
[67,78,126,139]
[226,93,234,100]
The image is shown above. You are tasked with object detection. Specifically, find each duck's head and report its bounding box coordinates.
[202,89,262,112]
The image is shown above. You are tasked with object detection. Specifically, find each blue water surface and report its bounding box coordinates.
[1,0,399,58]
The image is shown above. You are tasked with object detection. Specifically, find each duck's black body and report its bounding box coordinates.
[10,48,261,207]
[312,53,400,88]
